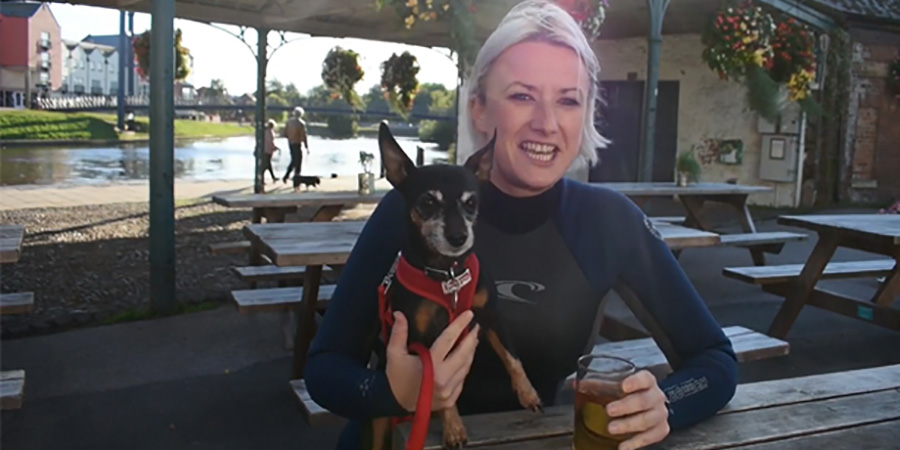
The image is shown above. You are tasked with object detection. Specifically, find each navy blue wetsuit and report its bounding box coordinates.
[305,178,738,448]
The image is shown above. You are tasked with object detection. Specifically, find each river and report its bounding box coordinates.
[0,134,447,186]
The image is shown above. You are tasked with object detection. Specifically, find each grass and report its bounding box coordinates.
[0,110,253,141]
[102,301,222,326]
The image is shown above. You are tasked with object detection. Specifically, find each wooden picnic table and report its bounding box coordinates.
[394,363,900,449]
[0,225,25,264]
[212,190,386,223]
[243,220,722,380]
[593,182,774,265]
[766,214,900,338]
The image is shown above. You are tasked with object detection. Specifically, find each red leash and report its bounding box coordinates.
[378,252,480,450]
[405,342,433,450]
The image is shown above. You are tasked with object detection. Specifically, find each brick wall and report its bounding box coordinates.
[846,30,900,203]
[28,4,63,90]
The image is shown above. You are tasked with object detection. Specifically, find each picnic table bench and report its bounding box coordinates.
[1,224,30,410]
[724,214,899,339]
[596,182,805,265]
[393,363,900,449]
[290,325,788,429]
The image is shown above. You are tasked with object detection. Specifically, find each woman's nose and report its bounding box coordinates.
[530,101,559,134]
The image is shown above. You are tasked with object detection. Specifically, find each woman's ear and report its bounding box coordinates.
[470,95,490,135]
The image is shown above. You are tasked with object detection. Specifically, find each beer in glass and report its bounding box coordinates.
[572,354,635,450]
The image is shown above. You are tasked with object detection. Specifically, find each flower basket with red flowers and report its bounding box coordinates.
[132,28,192,82]
[380,51,420,119]
[888,52,900,101]
[701,1,820,121]
[321,47,365,110]
[554,0,609,41]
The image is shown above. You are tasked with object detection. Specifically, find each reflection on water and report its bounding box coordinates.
[0,135,446,186]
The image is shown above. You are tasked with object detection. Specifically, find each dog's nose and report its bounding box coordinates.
[446,232,468,248]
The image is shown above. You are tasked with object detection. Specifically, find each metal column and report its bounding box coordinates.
[254,28,268,194]
[638,0,670,182]
[149,0,176,314]
[128,12,135,96]
[117,10,126,130]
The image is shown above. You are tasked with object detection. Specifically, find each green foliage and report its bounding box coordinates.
[0,110,252,141]
[103,301,220,325]
[326,114,359,139]
[676,149,702,182]
[0,110,117,140]
[418,89,457,149]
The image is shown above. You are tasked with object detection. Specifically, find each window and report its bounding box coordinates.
[40,31,50,48]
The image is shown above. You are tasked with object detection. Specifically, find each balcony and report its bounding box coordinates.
[39,38,51,49]
[40,60,51,70]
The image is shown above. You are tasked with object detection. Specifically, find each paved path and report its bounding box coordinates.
[0,176,393,210]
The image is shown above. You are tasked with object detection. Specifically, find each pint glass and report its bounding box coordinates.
[572,354,635,450]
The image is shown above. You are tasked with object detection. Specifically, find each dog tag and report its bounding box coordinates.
[441,269,472,295]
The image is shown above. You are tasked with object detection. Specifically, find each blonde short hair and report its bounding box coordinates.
[456,0,609,168]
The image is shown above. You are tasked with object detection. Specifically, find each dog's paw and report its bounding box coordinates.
[514,378,543,413]
[442,422,467,449]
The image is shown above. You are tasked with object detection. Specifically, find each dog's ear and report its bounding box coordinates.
[379,122,416,188]
[463,129,496,182]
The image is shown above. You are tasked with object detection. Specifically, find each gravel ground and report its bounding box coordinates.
[0,200,373,338]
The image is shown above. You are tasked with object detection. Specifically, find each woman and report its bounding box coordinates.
[262,119,279,184]
[305,2,737,449]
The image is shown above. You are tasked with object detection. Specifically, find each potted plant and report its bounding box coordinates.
[358,151,376,195]
[676,150,702,187]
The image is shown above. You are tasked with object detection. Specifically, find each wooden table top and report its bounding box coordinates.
[243,221,720,267]
[591,182,771,196]
[0,225,25,264]
[212,190,386,208]
[394,364,900,449]
[779,214,900,246]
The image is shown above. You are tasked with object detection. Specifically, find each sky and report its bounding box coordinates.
[48,3,460,97]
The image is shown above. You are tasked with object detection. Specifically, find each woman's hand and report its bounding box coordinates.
[606,370,671,450]
[386,310,480,412]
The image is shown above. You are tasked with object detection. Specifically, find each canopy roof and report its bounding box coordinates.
[57,0,724,48]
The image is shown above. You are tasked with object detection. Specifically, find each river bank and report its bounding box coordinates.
[0,109,253,144]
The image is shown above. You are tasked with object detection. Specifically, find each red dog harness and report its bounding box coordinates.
[377,251,480,450]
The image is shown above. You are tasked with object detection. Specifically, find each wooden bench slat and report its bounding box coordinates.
[0,370,25,410]
[0,292,34,315]
[230,285,336,314]
[662,389,900,450]
[718,231,807,246]
[209,241,251,255]
[564,326,788,385]
[723,419,900,450]
[724,364,900,414]
[290,379,345,427]
[649,216,685,224]
[231,265,308,283]
[723,259,896,285]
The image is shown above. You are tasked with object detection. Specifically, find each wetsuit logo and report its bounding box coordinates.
[644,215,663,241]
[496,281,545,305]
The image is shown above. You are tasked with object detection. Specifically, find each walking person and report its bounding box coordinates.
[262,119,279,185]
[282,106,309,184]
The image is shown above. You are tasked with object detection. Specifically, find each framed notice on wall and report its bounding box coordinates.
[769,138,786,160]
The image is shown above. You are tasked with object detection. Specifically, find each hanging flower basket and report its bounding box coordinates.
[888,52,900,101]
[554,0,609,41]
[131,28,191,82]
[322,46,365,110]
[701,0,820,121]
[381,51,420,118]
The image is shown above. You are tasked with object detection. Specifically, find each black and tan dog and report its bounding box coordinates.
[292,174,322,191]
[367,122,542,450]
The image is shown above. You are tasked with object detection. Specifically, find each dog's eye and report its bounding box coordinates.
[464,197,477,209]
[421,197,439,210]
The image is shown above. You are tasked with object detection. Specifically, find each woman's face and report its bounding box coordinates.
[471,40,590,197]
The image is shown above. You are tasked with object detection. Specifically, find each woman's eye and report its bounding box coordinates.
[509,92,533,101]
[559,97,580,106]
